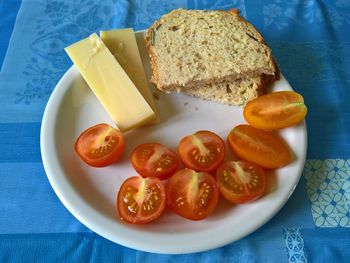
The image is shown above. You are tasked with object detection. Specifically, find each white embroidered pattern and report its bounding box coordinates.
[284,228,308,263]
[304,159,350,227]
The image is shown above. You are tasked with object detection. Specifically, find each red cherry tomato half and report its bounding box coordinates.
[117,176,166,224]
[131,143,179,180]
[167,169,219,220]
[216,160,266,204]
[178,130,226,173]
[75,123,125,167]
[227,124,292,169]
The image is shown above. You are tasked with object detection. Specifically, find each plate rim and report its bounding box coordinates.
[40,30,307,254]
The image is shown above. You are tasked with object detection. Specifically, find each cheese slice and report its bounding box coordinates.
[65,33,156,132]
[100,28,160,123]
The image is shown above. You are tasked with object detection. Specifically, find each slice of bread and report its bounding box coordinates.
[182,75,273,106]
[146,9,279,92]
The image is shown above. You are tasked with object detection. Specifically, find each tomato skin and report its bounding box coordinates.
[244,91,307,130]
[166,169,219,220]
[130,143,179,180]
[227,124,292,169]
[178,130,226,173]
[117,176,166,224]
[216,161,266,204]
[75,123,125,167]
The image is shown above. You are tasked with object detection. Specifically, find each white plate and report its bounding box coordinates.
[40,31,307,254]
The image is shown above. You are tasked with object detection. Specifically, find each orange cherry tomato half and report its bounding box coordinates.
[167,169,219,220]
[227,124,292,169]
[244,91,307,130]
[131,143,179,180]
[216,161,266,204]
[117,176,166,224]
[74,123,125,167]
[178,130,225,173]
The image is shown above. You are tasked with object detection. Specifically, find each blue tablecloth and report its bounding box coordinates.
[0,0,21,69]
[1,0,350,262]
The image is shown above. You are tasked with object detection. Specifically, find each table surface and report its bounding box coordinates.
[1,0,350,262]
[0,0,21,69]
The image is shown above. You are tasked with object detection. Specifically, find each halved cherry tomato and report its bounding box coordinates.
[216,161,266,204]
[117,176,166,224]
[131,143,179,180]
[75,123,125,167]
[227,124,292,169]
[244,91,307,130]
[178,131,225,173]
[167,169,219,220]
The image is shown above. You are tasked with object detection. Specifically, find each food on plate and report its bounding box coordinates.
[227,124,292,169]
[244,91,308,130]
[178,130,225,173]
[145,8,279,105]
[65,23,304,226]
[216,160,266,204]
[166,168,219,220]
[100,28,160,123]
[117,176,166,224]
[75,123,125,167]
[182,77,274,106]
[65,33,156,132]
[131,143,179,180]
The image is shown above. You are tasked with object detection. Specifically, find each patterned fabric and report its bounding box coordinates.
[304,159,350,227]
[1,0,350,262]
[262,1,350,30]
[284,228,308,263]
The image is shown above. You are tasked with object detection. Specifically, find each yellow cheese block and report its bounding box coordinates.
[100,28,160,123]
[65,33,156,132]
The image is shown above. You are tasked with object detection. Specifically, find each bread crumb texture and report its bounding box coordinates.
[147,9,276,88]
[183,77,265,106]
[146,9,279,105]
